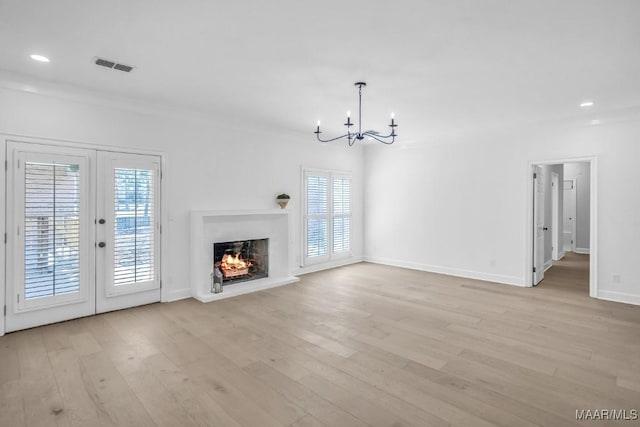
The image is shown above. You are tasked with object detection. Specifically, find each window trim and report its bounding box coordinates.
[302,168,352,266]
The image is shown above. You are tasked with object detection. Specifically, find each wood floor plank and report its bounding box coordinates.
[68,332,102,357]
[288,414,325,427]
[243,361,371,427]
[143,352,244,427]
[182,358,286,427]
[0,379,26,426]
[0,333,20,385]
[2,252,639,427]
[47,348,106,427]
[16,330,70,427]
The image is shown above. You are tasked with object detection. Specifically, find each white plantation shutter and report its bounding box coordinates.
[23,162,81,299]
[304,170,352,265]
[332,177,351,253]
[113,168,155,285]
[305,174,329,259]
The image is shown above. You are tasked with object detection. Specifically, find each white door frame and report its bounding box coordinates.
[532,166,545,285]
[1,133,169,336]
[564,179,577,253]
[551,172,561,261]
[0,137,5,336]
[525,156,598,298]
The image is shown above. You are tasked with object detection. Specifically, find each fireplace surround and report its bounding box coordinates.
[190,209,298,302]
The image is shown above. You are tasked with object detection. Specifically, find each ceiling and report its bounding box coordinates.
[1,0,639,143]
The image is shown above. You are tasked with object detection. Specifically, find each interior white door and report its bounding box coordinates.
[5,142,96,332]
[563,180,576,252]
[533,166,545,285]
[96,152,161,313]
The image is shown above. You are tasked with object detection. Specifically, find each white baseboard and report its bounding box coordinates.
[544,260,553,272]
[294,256,363,276]
[363,256,525,287]
[163,288,192,302]
[574,248,590,254]
[597,290,640,306]
[552,251,565,261]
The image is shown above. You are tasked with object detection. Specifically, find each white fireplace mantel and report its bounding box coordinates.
[189,209,299,303]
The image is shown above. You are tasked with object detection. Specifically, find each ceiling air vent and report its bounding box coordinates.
[94,57,134,73]
[113,63,133,73]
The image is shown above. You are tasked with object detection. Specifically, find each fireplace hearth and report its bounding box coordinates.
[213,238,268,286]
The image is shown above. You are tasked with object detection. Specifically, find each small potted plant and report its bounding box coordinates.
[276,193,290,209]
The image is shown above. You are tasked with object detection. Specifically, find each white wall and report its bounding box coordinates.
[564,162,591,252]
[0,87,364,301]
[364,118,640,304]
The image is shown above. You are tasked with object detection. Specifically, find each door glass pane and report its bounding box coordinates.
[113,168,155,285]
[24,162,80,299]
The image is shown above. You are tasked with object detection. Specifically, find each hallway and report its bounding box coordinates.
[540,252,590,294]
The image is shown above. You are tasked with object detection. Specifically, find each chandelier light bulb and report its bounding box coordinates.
[347,110,351,117]
[391,112,395,119]
[30,54,50,63]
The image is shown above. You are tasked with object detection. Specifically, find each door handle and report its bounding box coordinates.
[98,242,106,248]
[99,219,106,224]
[543,227,548,231]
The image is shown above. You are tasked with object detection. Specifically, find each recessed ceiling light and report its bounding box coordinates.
[30,54,50,63]
[591,119,601,125]
[580,101,594,108]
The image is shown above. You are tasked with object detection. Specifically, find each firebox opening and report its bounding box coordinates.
[213,238,268,285]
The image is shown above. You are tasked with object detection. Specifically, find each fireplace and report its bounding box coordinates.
[213,238,268,286]
[191,210,298,302]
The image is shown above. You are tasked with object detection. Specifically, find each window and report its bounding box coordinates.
[24,161,81,299]
[113,168,155,285]
[304,170,352,265]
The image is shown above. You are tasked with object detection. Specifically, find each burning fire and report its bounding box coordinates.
[218,253,252,278]
[222,253,249,269]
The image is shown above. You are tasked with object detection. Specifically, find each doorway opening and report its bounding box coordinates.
[527,158,597,298]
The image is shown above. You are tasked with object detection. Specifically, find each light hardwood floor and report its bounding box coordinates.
[1,254,639,426]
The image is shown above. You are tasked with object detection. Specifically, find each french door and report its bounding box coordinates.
[96,152,160,313]
[5,142,161,332]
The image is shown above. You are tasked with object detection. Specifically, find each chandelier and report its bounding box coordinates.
[314,82,397,146]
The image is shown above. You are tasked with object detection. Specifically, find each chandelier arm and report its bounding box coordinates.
[315,133,351,143]
[361,130,395,139]
[363,133,396,144]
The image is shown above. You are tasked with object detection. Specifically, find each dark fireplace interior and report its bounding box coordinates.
[213,238,268,284]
